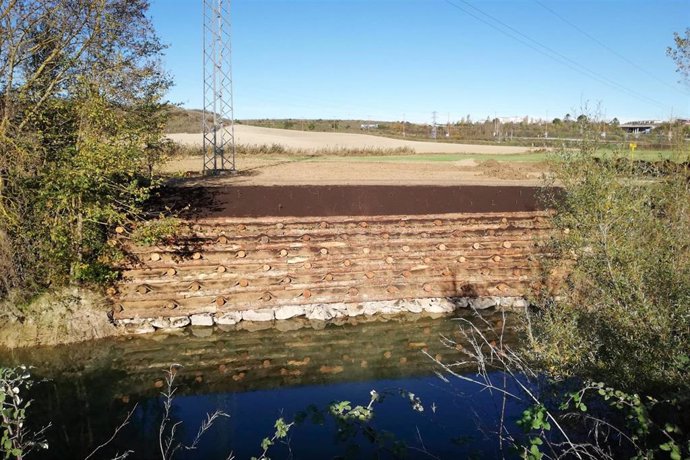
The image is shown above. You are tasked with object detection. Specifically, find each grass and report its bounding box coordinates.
[312,152,550,163]
[170,141,682,166]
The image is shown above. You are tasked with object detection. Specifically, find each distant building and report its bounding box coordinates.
[619,120,662,135]
[360,123,379,130]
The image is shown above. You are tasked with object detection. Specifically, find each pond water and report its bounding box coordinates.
[1,310,528,459]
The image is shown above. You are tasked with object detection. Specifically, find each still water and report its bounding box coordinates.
[1,310,527,459]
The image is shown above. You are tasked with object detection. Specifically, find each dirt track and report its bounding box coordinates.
[168,125,533,154]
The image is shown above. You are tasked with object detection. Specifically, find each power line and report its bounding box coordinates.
[442,0,671,111]
[534,0,688,96]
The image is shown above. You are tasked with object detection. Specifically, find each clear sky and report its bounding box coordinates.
[149,0,690,123]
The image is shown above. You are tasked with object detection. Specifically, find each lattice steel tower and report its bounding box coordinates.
[203,0,236,174]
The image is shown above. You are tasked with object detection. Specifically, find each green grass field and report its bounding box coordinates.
[305,149,684,164]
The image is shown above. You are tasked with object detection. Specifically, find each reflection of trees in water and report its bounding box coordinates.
[26,370,134,459]
[8,311,519,458]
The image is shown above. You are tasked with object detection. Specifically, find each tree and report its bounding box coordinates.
[552,118,562,125]
[667,28,690,85]
[0,0,171,299]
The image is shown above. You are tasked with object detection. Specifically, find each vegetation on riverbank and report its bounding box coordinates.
[0,0,171,307]
[534,116,690,393]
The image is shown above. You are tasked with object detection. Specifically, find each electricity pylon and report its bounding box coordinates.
[203,0,236,174]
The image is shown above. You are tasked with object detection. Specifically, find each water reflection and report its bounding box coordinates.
[1,310,524,459]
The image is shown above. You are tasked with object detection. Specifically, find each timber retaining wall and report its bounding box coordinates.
[112,209,552,329]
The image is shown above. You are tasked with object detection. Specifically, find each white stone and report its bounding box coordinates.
[346,304,365,317]
[151,316,190,329]
[242,309,274,322]
[420,298,455,313]
[215,312,242,325]
[151,317,170,329]
[168,316,191,328]
[512,298,529,308]
[363,302,382,316]
[469,297,497,310]
[274,305,306,320]
[306,305,332,321]
[452,297,470,309]
[401,299,424,314]
[325,304,347,318]
[117,318,146,326]
[190,314,214,326]
[499,297,517,307]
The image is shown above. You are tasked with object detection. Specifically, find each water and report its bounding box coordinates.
[0,311,527,459]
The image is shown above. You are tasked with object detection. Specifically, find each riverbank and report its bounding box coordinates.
[0,287,526,349]
[0,288,127,349]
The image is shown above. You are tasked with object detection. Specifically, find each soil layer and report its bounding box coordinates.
[162,185,552,219]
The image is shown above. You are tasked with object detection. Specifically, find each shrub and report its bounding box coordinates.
[533,118,690,393]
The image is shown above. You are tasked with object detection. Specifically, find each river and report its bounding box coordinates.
[1,309,527,459]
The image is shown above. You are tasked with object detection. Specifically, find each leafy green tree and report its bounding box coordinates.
[0,0,171,299]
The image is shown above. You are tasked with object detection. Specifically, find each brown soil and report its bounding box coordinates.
[474,160,548,180]
[161,155,547,186]
[157,184,552,219]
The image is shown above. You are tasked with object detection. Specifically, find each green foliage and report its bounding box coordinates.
[533,116,690,392]
[132,216,181,246]
[513,380,690,460]
[252,418,293,460]
[0,0,171,301]
[0,367,49,459]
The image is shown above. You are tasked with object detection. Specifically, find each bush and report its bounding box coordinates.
[532,118,690,393]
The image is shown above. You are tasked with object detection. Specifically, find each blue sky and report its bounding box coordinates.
[149,0,690,123]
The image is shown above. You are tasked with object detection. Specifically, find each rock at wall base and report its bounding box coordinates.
[242,309,275,322]
[190,314,214,327]
[115,296,531,338]
[274,305,305,320]
[469,297,498,310]
[420,298,455,313]
[215,312,242,325]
